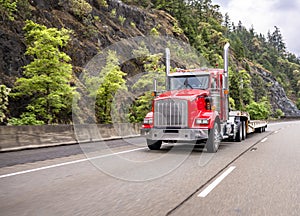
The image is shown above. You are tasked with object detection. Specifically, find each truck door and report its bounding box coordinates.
[210,73,221,115]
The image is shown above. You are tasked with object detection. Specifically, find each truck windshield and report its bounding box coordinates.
[169,75,209,90]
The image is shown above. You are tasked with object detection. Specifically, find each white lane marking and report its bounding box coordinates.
[0,147,147,179]
[274,131,279,134]
[261,138,268,143]
[198,166,236,198]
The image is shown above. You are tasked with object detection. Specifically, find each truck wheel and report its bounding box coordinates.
[206,122,220,153]
[242,121,247,140]
[235,123,243,142]
[147,139,162,150]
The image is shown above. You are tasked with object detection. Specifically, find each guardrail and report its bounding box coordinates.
[0,123,141,152]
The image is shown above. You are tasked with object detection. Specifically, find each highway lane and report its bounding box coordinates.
[0,121,299,215]
[172,121,300,215]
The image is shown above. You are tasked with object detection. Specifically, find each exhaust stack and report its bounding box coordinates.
[223,42,230,120]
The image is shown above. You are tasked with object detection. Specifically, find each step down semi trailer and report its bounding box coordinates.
[141,43,267,153]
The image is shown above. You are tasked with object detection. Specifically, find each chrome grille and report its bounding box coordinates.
[154,99,188,127]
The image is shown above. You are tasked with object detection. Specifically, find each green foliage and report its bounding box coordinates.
[172,21,183,34]
[12,20,76,124]
[251,73,267,102]
[59,0,92,18]
[246,97,271,120]
[150,27,160,36]
[85,51,127,124]
[274,109,284,119]
[130,21,136,28]
[0,85,11,123]
[229,97,235,110]
[94,15,100,22]
[8,113,44,126]
[96,0,108,7]
[118,15,126,26]
[111,8,116,17]
[296,98,300,110]
[229,69,253,110]
[128,44,166,123]
[0,0,17,21]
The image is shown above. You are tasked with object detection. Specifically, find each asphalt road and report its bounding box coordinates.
[0,121,299,216]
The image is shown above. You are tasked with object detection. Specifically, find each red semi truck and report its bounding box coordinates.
[141,43,267,153]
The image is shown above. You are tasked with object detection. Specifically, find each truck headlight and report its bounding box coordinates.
[196,118,209,125]
[143,118,153,124]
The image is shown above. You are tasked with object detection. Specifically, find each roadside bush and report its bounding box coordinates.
[8,113,44,126]
[273,109,284,119]
[246,97,271,120]
[0,84,11,124]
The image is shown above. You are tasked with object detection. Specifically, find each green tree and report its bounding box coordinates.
[0,85,11,124]
[268,26,286,54]
[85,51,127,124]
[128,44,166,123]
[12,20,76,124]
[229,69,253,110]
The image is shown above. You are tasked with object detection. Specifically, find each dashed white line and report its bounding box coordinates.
[261,138,268,143]
[274,131,279,134]
[0,147,147,179]
[198,166,236,198]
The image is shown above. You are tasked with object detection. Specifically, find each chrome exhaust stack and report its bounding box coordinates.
[223,42,230,120]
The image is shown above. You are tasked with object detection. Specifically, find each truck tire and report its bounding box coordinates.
[235,123,243,142]
[147,139,162,150]
[242,121,247,140]
[206,122,220,153]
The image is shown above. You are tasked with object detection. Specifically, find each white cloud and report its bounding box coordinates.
[212,0,300,56]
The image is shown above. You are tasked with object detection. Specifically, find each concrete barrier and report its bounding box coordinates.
[0,123,141,152]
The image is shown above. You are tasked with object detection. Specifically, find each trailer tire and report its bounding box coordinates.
[206,122,220,153]
[147,139,162,150]
[235,123,243,142]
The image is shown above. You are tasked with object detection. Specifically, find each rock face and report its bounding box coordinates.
[0,0,187,87]
[254,67,300,117]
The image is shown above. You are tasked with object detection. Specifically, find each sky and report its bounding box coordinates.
[212,0,300,57]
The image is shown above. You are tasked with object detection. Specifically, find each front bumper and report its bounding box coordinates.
[141,128,151,136]
[145,128,209,141]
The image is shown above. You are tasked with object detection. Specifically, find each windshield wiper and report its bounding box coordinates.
[184,78,193,89]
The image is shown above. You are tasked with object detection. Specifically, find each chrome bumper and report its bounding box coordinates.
[146,128,209,141]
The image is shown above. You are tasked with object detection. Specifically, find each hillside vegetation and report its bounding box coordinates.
[0,0,299,125]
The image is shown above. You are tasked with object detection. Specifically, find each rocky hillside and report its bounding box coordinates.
[251,65,300,116]
[0,0,187,87]
[0,0,299,119]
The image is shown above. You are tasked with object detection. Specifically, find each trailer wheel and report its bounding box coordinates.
[235,123,243,142]
[147,139,162,150]
[206,122,220,153]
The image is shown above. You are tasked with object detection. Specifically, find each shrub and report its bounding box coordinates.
[59,0,92,18]
[8,113,45,125]
[150,27,159,36]
[274,109,284,119]
[0,85,11,123]
[0,0,17,21]
[246,98,271,120]
[118,15,126,26]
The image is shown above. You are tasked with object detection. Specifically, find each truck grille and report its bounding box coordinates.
[154,99,188,128]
